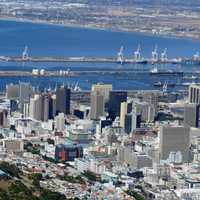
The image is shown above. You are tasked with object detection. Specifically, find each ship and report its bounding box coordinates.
[153,81,175,87]
[149,67,184,76]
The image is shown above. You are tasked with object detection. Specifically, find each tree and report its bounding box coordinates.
[82,171,97,182]
[30,173,43,188]
[0,162,21,178]
[40,189,66,200]
[47,138,55,145]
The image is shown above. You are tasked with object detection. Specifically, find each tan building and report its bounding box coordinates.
[90,91,105,120]
[29,94,42,121]
[159,126,190,162]
[55,113,65,131]
[4,139,24,153]
[91,84,112,102]
[120,102,127,128]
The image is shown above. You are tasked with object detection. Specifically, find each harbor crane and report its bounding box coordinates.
[117,46,124,65]
[22,46,29,60]
[152,45,158,63]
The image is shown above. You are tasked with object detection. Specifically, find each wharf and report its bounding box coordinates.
[0,56,200,65]
[0,70,198,77]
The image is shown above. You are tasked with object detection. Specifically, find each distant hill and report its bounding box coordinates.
[85,0,200,7]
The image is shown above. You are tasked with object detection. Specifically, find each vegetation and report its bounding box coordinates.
[40,189,66,200]
[82,170,97,182]
[28,173,43,188]
[0,162,21,178]
[46,138,55,145]
[126,190,145,200]
[42,155,57,163]
[24,142,40,155]
[59,173,85,184]
[0,180,66,200]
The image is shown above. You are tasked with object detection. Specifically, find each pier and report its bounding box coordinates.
[0,55,200,65]
[0,69,198,78]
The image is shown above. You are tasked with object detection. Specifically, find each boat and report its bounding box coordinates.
[149,67,183,76]
[153,81,175,87]
[181,81,197,86]
[183,75,198,80]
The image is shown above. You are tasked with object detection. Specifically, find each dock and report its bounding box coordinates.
[0,55,200,65]
[0,69,198,78]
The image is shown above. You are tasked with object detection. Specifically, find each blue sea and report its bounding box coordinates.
[0,19,200,91]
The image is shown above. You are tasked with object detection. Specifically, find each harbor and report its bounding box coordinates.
[0,45,200,65]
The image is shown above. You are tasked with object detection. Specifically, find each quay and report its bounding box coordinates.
[0,55,200,65]
[0,70,198,77]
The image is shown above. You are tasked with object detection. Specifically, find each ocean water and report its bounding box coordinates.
[0,19,200,91]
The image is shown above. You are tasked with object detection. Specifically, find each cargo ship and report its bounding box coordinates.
[149,67,183,76]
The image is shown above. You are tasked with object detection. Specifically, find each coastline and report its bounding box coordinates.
[0,16,199,42]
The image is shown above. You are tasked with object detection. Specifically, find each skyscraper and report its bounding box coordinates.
[108,91,127,120]
[120,102,127,128]
[42,94,50,122]
[184,103,200,128]
[90,91,105,120]
[131,112,141,131]
[56,86,71,115]
[49,94,56,119]
[19,82,32,113]
[189,84,200,104]
[55,113,65,132]
[29,94,42,121]
[124,112,141,134]
[0,109,8,128]
[159,126,190,162]
[91,83,112,102]
[6,84,19,100]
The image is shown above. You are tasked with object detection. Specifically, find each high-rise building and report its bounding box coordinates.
[99,117,112,133]
[124,114,132,134]
[56,86,71,115]
[132,100,156,122]
[49,94,56,119]
[131,112,141,131]
[0,109,8,128]
[90,91,105,120]
[6,84,19,100]
[55,113,65,132]
[55,144,83,162]
[29,93,55,121]
[19,82,32,113]
[91,83,112,102]
[29,94,42,121]
[189,84,200,104]
[184,103,200,127]
[120,102,127,128]
[42,94,50,122]
[124,112,141,134]
[23,103,29,118]
[159,126,190,162]
[10,99,18,113]
[108,91,127,120]
[142,92,159,116]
